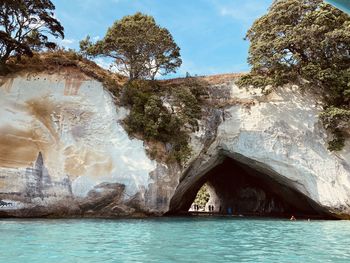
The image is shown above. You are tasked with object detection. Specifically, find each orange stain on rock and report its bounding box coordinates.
[0,78,14,93]
[64,74,89,96]
[64,147,114,178]
[63,146,87,178]
[0,126,49,168]
[25,97,60,142]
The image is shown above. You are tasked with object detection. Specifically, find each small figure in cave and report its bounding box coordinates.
[211,205,214,212]
[290,215,296,221]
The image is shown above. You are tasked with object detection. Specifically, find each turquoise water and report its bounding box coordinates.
[0,217,349,263]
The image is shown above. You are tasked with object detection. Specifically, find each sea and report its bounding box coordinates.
[0,216,349,262]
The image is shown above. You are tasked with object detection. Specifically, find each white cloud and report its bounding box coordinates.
[94,57,126,75]
[92,35,100,41]
[61,39,75,45]
[54,38,76,48]
[94,57,113,70]
[214,0,270,23]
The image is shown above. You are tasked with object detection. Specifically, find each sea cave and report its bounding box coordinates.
[168,154,333,219]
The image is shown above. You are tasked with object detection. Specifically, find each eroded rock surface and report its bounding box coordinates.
[1,70,350,218]
[0,70,178,217]
[170,82,350,218]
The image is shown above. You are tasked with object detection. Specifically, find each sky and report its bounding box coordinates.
[326,0,350,13]
[53,0,273,78]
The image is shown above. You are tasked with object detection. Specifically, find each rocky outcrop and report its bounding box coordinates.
[1,69,350,218]
[0,69,179,217]
[170,83,350,218]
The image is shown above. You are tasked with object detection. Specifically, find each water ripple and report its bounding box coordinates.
[0,217,350,263]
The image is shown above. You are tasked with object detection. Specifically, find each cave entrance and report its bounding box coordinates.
[169,156,332,219]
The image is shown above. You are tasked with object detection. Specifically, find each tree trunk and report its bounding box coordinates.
[0,62,8,74]
[0,47,12,65]
[0,48,14,74]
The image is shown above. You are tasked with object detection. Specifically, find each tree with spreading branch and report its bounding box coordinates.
[80,12,182,80]
[0,0,64,65]
[238,0,350,151]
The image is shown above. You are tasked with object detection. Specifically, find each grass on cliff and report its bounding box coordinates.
[0,49,126,97]
[1,50,211,165]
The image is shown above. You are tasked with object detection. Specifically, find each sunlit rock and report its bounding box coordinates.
[1,70,350,218]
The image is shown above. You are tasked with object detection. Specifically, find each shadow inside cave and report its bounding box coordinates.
[167,156,334,219]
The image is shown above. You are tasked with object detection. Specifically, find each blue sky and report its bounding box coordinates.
[53,0,273,78]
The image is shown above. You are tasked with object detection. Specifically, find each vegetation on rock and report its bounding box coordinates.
[121,78,206,164]
[0,0,64,67]
[1,49,125,96]
[80,12,182,80]
[238,0,350,150]
[1,45,205,165]
[320,107,350,151]
[193,184,210,210]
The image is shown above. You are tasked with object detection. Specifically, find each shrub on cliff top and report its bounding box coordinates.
[122,79,205,164]
[238,0,350,150]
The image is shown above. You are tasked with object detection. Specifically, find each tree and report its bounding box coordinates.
[193,184,210,210]
[0,0,64,65]
[239,0,350,150]
[80,12,182,80]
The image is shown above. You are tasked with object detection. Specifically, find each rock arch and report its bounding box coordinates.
[168,151,333,218]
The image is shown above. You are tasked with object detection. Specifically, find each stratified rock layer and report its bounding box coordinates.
[0,69,178,217]
[1,70,350,218]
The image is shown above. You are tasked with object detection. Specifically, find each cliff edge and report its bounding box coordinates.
[1,59,350,219]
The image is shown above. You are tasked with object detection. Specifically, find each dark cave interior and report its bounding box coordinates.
[170,157,332,219]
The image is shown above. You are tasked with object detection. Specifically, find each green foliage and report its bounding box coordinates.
[80,12,182,80]
[239,0,350,150]
[0,0,64,65]
[320,107,350,130]
[328,132,346,151]
[320,107,350,150]
[122,80,204,164]
[193,184,210,209]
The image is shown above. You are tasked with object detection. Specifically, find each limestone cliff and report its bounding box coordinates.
[1,69,350,218]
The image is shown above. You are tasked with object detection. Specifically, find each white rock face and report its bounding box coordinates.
[174,82,350,217]
[218,85,350,213]
[0,70,159,215]
[1,71,350,218]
